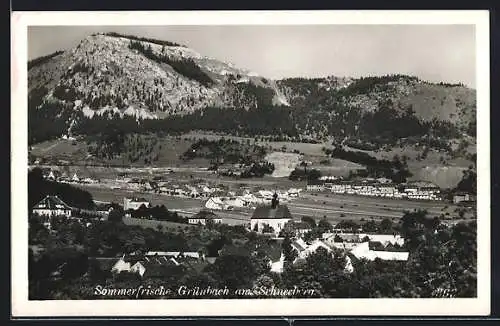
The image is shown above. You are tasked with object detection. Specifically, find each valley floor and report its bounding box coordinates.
[74,177,470,227]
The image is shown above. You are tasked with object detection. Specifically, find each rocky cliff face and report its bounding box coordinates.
[28,33,289,120]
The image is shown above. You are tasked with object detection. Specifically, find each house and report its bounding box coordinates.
[306,180,325,192]
[240,193,265,207]
[188,210,222,225]
[130,261,147,277]
[270,253,286,273]
[291,238,354,273]
[319,175,339,182]
[453,192,471,204]
[205,197,232,210]
[186,186,201,198]
[143,255,181,266]
[350,242,409,261]
[250,193,292,235]
[323,233,364,250]
[81,177,97,184]
[110,255,175,278]
[71,173,80,182]
[201,185,215,195]
[108,250,208,279]
[362,234,405,247]
[32,195,72,219]
[258,190,275,201]
[294,239,334,260]
[224,196,246,208]
[291,238,308,253]
[46,170,61,181]
[286,188,302,198]
[123,197,151,211]
[111,256,132,274]
[141,181,155,192]
[291,221,312,236]
[144,251,204,260]
[159,184,175,195]
[376,177,392,184]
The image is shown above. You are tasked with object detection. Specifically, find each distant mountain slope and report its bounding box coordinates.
[276,75,476,132]
[28,33,476,154]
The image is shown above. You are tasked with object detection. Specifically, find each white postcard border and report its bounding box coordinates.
[11,10,491,317]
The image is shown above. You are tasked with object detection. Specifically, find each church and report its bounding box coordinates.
[250,193,292,236]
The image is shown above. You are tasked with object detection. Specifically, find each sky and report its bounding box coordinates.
[28,25,476,88]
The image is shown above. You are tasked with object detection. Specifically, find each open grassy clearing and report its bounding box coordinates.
[122,216,198,233]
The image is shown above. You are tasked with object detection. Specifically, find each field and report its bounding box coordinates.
[73,172,471,228]
[122,216,198,233]
[30,130,474,189]
[341,144,474,188]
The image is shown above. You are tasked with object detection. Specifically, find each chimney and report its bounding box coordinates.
[271,193,279,209]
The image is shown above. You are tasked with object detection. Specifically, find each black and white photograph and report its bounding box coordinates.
[11,10,490,317]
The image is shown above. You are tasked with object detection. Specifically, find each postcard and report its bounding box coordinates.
[11,9,490,317]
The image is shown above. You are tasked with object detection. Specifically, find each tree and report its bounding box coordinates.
[278,221,296,238]
[334,234,343,242]
[307,169,322,181]
[253,274,275,289]
[379,218,393,234]
[282,247,348,298]
[300,161,308,175]
[251,251,272,276]
[362,219,378,233]
[282,235,298,265]
[318,218,333,233]
[204,255,257,289]
[261,224,274,233]
[108,208,124,223]
[301,216,316,228]
[456,168,477,194]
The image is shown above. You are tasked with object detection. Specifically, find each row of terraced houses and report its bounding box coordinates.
[307,179,442,201]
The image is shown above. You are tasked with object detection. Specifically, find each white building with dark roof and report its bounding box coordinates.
[32,195,72,218]
[123,197,151,211]
[350,242,409,261]
[205,197,232,210]
[250,194,292,235]
[188,210,222,225]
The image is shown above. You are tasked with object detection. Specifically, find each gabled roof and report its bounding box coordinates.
[336,233,361,242]
[33,195,72,210]
[251,204,292,220]
[292,240,307,252]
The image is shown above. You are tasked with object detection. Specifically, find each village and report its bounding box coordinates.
[31,189,412,282]
[38,166,476,213]
[28,158,476,294]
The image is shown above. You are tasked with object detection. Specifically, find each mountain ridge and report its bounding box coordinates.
[28,33,476,153]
